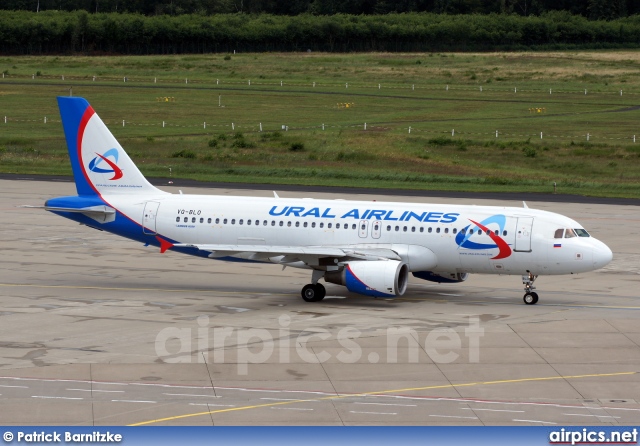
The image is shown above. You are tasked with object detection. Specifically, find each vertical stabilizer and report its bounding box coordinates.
[57,97,165,196]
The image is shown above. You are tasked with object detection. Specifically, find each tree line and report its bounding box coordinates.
[2,10,640,55]
[3,0,639,20]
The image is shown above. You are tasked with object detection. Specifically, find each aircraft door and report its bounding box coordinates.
[143,201,160,235]
[358,220,369,238]
[514,217,533,252]
[371,221,382,239]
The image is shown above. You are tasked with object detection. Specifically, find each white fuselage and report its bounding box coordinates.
[103,192,612,277]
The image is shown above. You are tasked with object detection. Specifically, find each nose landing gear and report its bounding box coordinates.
[522,272,539,305]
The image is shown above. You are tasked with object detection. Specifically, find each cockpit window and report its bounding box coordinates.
[554,229,564,239]
[574,228,590,237]
[565,228,576,238]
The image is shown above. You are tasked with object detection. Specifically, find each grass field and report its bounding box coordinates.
[1,51,640,197]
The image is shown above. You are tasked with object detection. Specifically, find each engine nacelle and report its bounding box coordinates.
[325,260,409,298]
[413,271,469,284]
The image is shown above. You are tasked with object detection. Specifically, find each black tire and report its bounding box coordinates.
[523,292,539,305]
[301,283,325,302]
[314,283,326,301]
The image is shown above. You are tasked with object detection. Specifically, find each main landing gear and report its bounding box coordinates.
[522,272,539,305]
[301,270,326,302]
[301,283,326,302]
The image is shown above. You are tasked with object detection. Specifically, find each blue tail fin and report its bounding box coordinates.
[57,97,164,197]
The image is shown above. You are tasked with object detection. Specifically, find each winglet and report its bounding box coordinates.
[155,236,174,253]
[523,201,528,209]
[273,191,279,198]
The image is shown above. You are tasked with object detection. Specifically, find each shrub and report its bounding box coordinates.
[171,149,196,159]
[208,139,218,148]
[289,142,305,152]
[523,147,537,158]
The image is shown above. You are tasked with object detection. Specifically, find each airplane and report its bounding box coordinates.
[36,97,613,305]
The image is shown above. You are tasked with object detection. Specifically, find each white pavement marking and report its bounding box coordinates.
[32,396,83,400]
[164,393,220,398]
[462,408,525,413]
[430,415,478,419]
[354,402,417,407]
[562,413,620,418]
[261,398,317,402]
[350,411,398,415]
[67,388,124,393]
[111,400,156,404]
[513,419,557,424]
[189,403,235,407]
[0,385,28,388]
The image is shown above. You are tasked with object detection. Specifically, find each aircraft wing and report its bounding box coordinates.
[173,243,401,262]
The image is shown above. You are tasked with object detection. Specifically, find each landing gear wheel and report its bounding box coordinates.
[523,292,539,305]
[301,283,326,302]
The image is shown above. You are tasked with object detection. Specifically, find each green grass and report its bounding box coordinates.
[1,51,640,198]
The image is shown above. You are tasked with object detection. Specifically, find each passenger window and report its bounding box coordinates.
[279,221,283,227]
[328,223,332,229]
[184,217,188,223]
[192,217,196,223]
[336,223,340,229]
[469,229,474,235]
[199,217,203,223]
[223,218,228,224]
[215,218,220,224]
[304,222,308,228]
[411,227,415,232]
[503,230,507,236]
[453,228,457,234]
[403,226,407,232]
[231,219,235,225]
[554,229,564,239]
[263,220,267,226]
[436,228,440,233]
[208,218,212,224]
[461,228,466,235]
[494,229,498,235]
[352,224,356,230]
[239,219,243,225]
[295,222,300,227]
[361,224,366,230]
[428,227,432,233]
[420,227,424,233]
[287,221,291,227]
[374,224,379,230]
[395,226,399,232]
[247,220,252,225]
[176,217,180,222]
[271,221,275,226]
[445,228,449,234]
[320,222,324,228]
[312,222,316,228]
[565,228,576,238]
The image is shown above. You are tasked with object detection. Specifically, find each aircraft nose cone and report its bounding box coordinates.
[592,240,613,269]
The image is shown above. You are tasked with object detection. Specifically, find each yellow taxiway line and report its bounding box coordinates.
[128,371,637,426]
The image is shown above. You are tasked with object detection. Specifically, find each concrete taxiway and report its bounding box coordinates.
[0,178,639,426]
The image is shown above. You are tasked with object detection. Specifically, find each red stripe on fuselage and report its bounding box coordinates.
[469,219,512,260]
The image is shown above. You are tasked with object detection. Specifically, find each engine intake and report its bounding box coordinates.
[325,260,409,297]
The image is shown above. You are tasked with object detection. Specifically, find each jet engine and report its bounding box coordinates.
[412,271,469,283]
[325,260,409,297]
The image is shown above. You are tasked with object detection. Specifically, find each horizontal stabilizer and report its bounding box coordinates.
[21,204,117,223]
